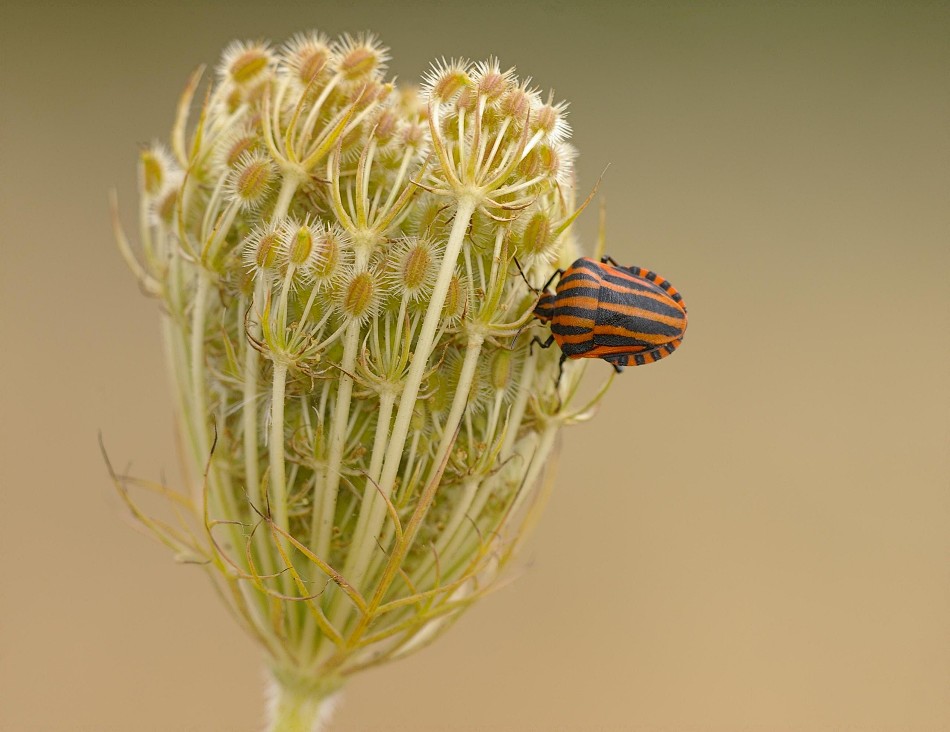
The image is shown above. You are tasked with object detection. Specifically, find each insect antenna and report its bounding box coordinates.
[512,256,537,293]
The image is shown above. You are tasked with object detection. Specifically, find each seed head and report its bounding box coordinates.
[372,108,400,148]
[517,210,557,263]
[283,217,324,271]
[421,58,471,104]
[387,237,440,301]
[242,219,284,278]
[227,152,276,210]
[455,86,477,114]
[281,31,334,88]
[334,32,389,83]
[214,126,260,172]
[310,223,349,288]
[337,267,383,322]
[401,120,427,152]
[501,84,538,123]
[441,272,468,322]
[531,95,571,145]
[490,350,514,392]
[218,40,275,87]
[150,185,180,229]
[116,31,610,721]
[140,144,174,197]
[472,58,515,105]
[425,369,451,415]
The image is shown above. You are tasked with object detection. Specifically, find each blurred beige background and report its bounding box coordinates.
[2,1,948,730]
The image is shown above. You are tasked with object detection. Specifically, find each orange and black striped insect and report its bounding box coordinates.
[529,255,688,375]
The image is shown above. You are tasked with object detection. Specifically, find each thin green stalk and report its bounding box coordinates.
[412,385,504,586]
[270,362,290,534]
[310,321,360,574]
[397,333,485,587]
[427,333,484,485]
[327,195,477,630]
[332,388,396,605]
[501,348,537,459]
[505,423,559,527]
[274,173,302,221]
[188,269,246,581]
[190,271,212,500]
[243,285,263,505]
[247,176,299,579]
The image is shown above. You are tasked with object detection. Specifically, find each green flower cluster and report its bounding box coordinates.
[114,31,611,731]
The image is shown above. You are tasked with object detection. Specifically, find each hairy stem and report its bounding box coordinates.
[266,669,342,732]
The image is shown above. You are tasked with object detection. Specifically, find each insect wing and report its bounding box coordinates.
[589,263,687,359]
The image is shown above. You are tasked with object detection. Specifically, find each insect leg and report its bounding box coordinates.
[512,257,538,292]
[600,255,620,267]
[529,334,555,354]
[554,353,568,397]
[540,268,565,292]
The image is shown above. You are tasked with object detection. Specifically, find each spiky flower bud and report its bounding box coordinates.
[532,99,570,143]
[387,237,439,301]
[421,58,471,103]
[441,272,467,321]
[311,224,347,287]
[243,220,284,277]
[336,32,389,83]
[113,30,618,732]
[284,218,322,268]
[491,349,514,391]
[338,268,381,322]
[140,145,172,197]
[219,40,274,86]
[215,126,260,172]
[228,151,276,210]
[283,31,334,87]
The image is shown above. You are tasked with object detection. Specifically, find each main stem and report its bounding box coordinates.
[266,670,341,732]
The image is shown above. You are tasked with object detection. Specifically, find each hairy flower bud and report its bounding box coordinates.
[441,272,467,321]
[519,210,556,261]
[140,146,171,197]
[242,220,284,277]
[335,33,389,83]
[532,97,571,144]
[227,152,276,210]
[219,40,274,86]
[215,127,260,171]
[282,31,334,87]
[338,268,382,322]
[421,58,471,103]
[387,237,439,301]
[284,219,321,268]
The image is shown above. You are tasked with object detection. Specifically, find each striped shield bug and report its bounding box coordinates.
[529,256,688,375]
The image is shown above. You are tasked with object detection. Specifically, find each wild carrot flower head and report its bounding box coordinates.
[112,29,614,731]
